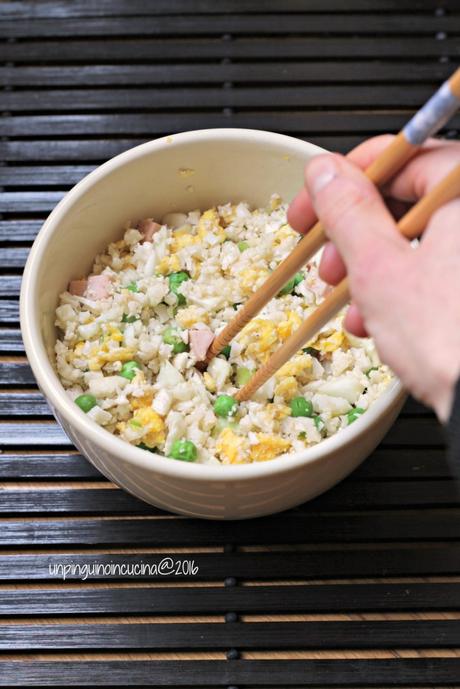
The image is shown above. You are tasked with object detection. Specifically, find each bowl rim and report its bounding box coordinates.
[20,127,406,483]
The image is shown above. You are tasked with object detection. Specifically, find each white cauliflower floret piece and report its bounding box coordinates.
[77,321,100,340]
[312,393,351,417]
[88,375,128,398]
[331,349,353,376]
[87,405,112,425]
[317,376,364,404]
[147,280,169,306]
[152,389,172,415]
[165,411,186,453]
[207,357,231,390]
[157,361,185,388]
[124,228,142,246]
[55,304,75,329]
[253,378,275,402]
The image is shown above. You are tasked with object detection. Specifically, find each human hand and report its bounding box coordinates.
[288,136,460,422]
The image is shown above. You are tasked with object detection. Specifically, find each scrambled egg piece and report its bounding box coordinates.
[88,339,135,371]
[197,208,226,243]
[273,223,296,245]
[240,267,270,296]
[277,310,302,341]
[266,403,291,421]
[156,254,181,275]
[308,330,345,354]
[270,194,282,211]
[103,325,123,342]
[170,232,198,253]
[276,353,312,384]
[130,392,154,410]
[216,428,248,464]
[249,433,290,462]
[203,372,216,392]
[73,341,85,356]
[240,318,278,362]
[132,407,165,447]
[176,305,209,328]
[274,376,298,400]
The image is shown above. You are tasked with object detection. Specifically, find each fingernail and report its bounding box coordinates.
[307,156,338,195]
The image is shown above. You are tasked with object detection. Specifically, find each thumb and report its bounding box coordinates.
[305,154,407,273]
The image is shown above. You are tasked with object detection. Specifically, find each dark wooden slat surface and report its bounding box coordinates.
[0,192,64,212]
[0,329,23,352]
[2,512,460,547]
[0,300,19,323]
[1,658,460,686]
[0,62,453,86]
[0,221,43,243]
[0,136,364,162]
[0,362,35,385]
[1,583,459,616]
[4,619,460,651]
[4,112,460,137]
[1,249,29,270]
[0,85,441,112]
[0,277,22,297]
[3,547,460,581]
[2,37,458,62]
[0,480,458,515]
[0,1,451,19]
[0,15,457,39]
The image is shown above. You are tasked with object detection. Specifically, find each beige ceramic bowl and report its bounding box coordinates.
[20,128,405,519]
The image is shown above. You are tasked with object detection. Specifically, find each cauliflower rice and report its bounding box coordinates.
[55,195,393,465]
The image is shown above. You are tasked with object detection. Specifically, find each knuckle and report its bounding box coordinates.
[319,179,371,233]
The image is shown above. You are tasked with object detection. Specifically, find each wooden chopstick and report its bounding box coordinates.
[235,163,460,402]
[206,67,460,365]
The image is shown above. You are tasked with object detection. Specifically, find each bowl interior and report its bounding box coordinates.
[30,129,325,365]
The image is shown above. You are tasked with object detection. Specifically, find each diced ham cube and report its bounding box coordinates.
[137,218,161,243]
[68,279,87,296]
[189,327,214,361]
[85,274,111,300]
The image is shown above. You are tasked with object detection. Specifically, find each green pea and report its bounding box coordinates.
[120,360,141,381]
[162,327,189,354]
[347,407,365,425]
[121,313,139,323]
[74,394,97,413]
[168,439,197,462]
[313,415,325,433]
[289,396,314,418]
[365,367,379,378]
[168,271,189,306]
[126,281,138,293]
[236,366,252,387]
[237,241,249,252]
[220,345,231,359]
[214,394,238,418]
[278,271,304,296]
